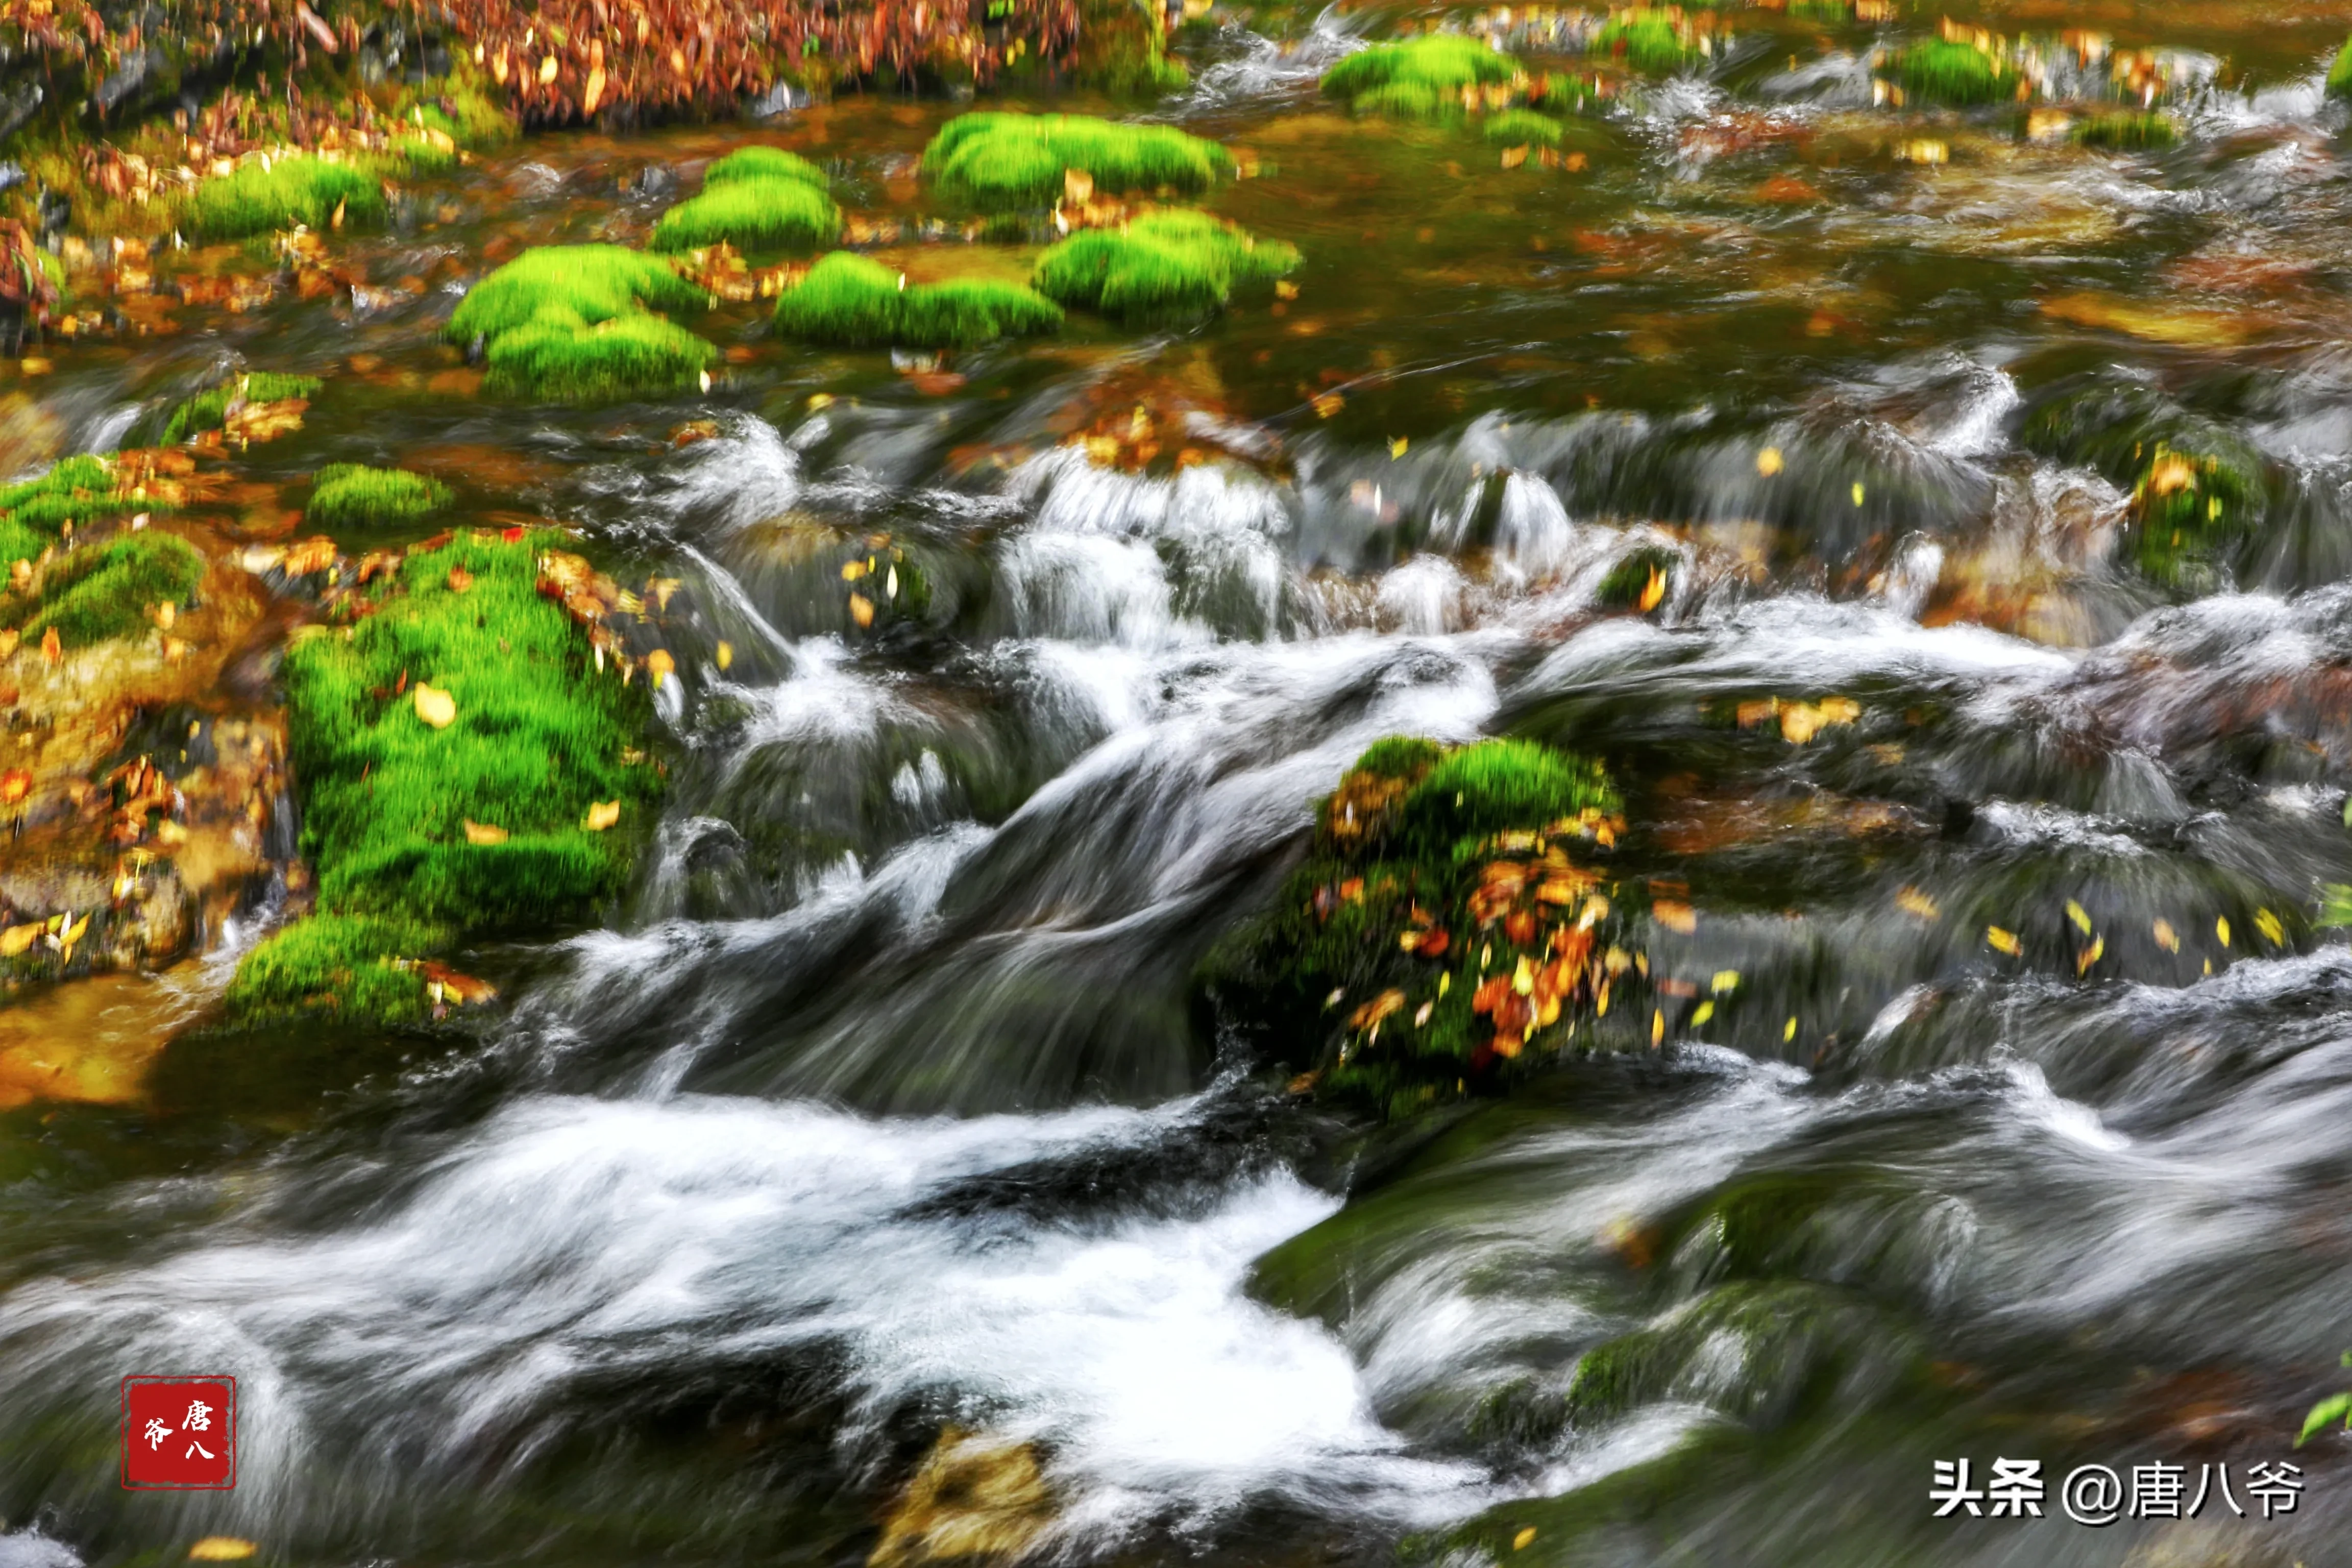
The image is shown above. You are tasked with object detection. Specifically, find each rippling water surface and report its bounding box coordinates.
[9,1,2352,1562]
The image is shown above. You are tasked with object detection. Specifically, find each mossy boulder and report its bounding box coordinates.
[921,112,1232,209]
[1198,737,1633,1118]
[306,464,453,531]
[1483,109,1566,146]
[0,454,161,567]
[702,145,830,190]
[773,252,1063,349]
[163,372,324,444]
[1892,38,2017,106]
[1,532,202,646]
[1593,10,1701,75]
[1033,209,1298,322]
[447,246,718,404]
[650,169,842,254]
[2073,111,2176,150]
[2018,381,2268,583]
[229,532,657,1025]
[1595,546,1678,611]
[181,155,388,241]
[1321,34,1520,118]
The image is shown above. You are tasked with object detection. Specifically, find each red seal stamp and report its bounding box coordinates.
[120,1375,236,1490]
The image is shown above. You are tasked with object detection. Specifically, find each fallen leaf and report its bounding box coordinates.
[583,63,608,117]
[1653,899,1696,934]
[848,592,875,628]
[582,799,621,830]
[462,819,508,845]
[1311,391,1344,419]
[2065,898,2092,935]
[0,629,16,657]
[1500,143,1529,170]
[1986,925,2021,955]
[1514,1526,1538,1550]
[2153,918,2179,952]
[0,768,29,805]
[647,648,676,690]
[413,683,457,728]
[2075,934,2104,975]
[186,1538,257,1561]
[715,640,733,671]
[1063,166,1094,205]
[2255,907,2284,945]
[283,535,337,575]
[2216,915,2232,947]
[40,626,60,664]
[1896,887,1940,920]
[1348,988,1407,1031]
[1636,566,1667,612]
[447,565,474,594]
[0,923,37,957]
[1756,446,1784,477]
[1651,1008,1664,1047]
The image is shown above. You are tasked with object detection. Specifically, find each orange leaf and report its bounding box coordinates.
[462,819,508,845]
[582,799,621,831]
[848,592,875,628]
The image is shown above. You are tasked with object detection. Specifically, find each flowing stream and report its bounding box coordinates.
[7,1,2352,1562]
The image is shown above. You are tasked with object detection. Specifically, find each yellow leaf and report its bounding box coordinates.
[1500,143,1529,170]
[1653,899,1696,934]
[187,1540,258,1562]
[539,53,560,84]
[2152,918,2178,952]
[582,799,621,831]
[1311,392,1344,420]
[0,923,38,957]
[1512,955,1535,995]
[413,683,457,728]
[2216,915,2231,947]
[2255,907,2284,945]
[57,910,87,948]
[1513,1527,1538,1550]
[1275,280,1300,301]
[1783,1016,1797,1042]
[1896,887,1940,920]
[848,593,875,629]
[582,63,607,116]
[1850,481,1866,506]
[463,819,508,845]
[647,648,676,690]
[842,560,867,581]
[715,641,733,671]
[1755,446,1783,477]
[2065,898,2092,935]
[2076,934,2104,975]
[1986,925,2021,955]
[1711,970,1739,994]
[1389,436,1408,458]
[1651,1008,1664,1047]
[1637,566,1667,613]
[1692,1000,1714,1026]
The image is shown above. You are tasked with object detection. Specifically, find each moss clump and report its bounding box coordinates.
[0,454,154,563]
[1321,34,1520,116]
[921,113,1233,209]
[1198,736,1630,1118]
[163,372,324,445]
[703,145,830,189]
[2018,382,2267,584]
[1483,109,1567,146]
[2330,36,2352,97]
[307,464,453,531]
[1034,209,1300,322]
[650,175,842,254]
[2074,111,2177,150]
[182,155,388,241]
[773,252,1063,348]
[2129,443,2260,579]
[1894,39,2017,106]
[2,532,203,646]
[224,913,451,1026]
[229,531,657,1026]
[448,246,718,404]
[1594,9,1701,74]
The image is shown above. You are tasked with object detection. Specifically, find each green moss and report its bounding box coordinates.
[224,912,450,1026]
[449,247,718,405]
[0,454,150,550]
[1033,209,1299,322]
[2331,36,2352,98]
[773,252,1063,348]
[2073,111,2176,150]
[650,176,842,254]
[1321,34,1520,113]
[1565,1281,1902,1426]
[922,113,1232,209]
[1483,109,1566,145]
[265,532,655,981]
[163,372,324,444]
[2018,382,2267,584]
[703,145,830,189]
[307,464,453,531]
[1894,39,2017,106]
[2,532,203,646]
[181,155,388,241]
[1594,10,1700,74]
[1197,736,1630,1116]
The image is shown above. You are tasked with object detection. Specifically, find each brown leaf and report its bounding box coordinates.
[40,626,60,664]
[447,565,474,594]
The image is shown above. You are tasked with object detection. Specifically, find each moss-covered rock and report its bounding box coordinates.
[447,246,718,404]
[1,532,202,646]
[921,113,1232,209]
[2018,381,2268,584]
[2073,111,2176,150]
[1483,109,1566,146]
[163,372,324,445]
[181,155,388,241]
[1593,9,1701,75]
[306,464,453,531]
[773,251,1063,348]
[1198,736,1632,1118]
[228,532,657,1026]
[0,454,161,567]
[1892,38,2017,106]
[649,171,842,254]
[1033,209,1298,322]
[1595,546,1678,611]
[703,145,830,189]
[1321,34,1520,118]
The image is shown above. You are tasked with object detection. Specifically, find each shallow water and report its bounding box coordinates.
[8,1,2352,1562]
